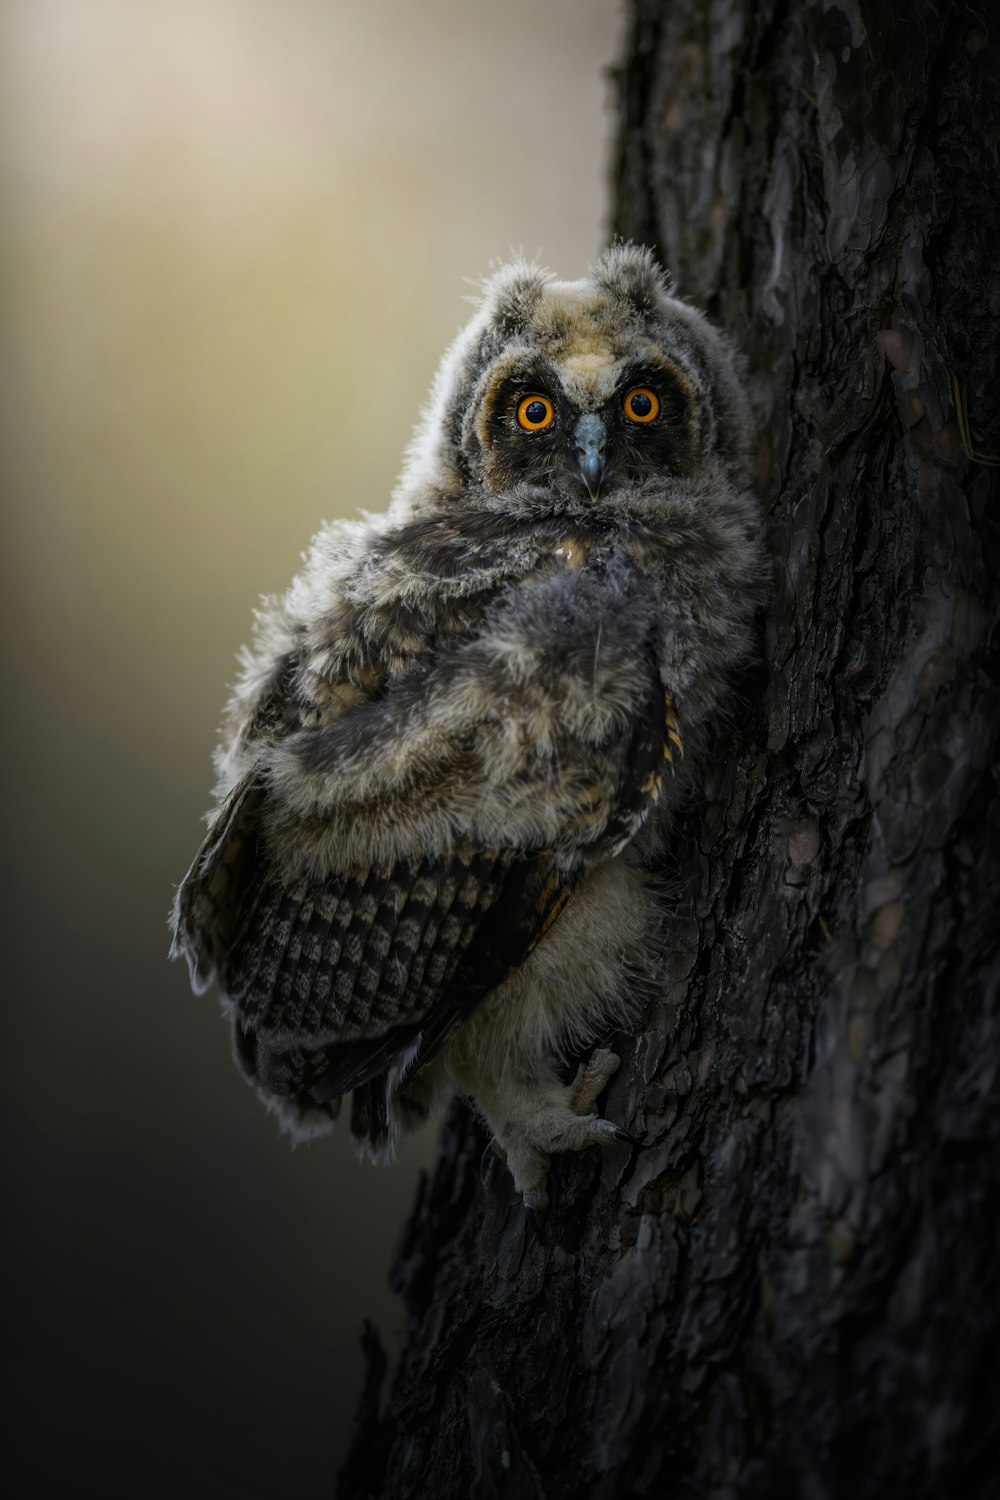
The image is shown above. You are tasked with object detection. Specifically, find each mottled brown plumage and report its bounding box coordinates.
[171,244,763,1206]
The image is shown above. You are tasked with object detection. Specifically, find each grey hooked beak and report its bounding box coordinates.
[574,413,607,500]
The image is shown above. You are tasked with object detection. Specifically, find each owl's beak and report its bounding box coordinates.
[574,414,607,500]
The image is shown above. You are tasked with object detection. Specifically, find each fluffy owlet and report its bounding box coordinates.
[171,244,762,1209]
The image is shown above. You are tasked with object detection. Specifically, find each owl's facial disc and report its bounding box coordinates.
[573,413,607,500]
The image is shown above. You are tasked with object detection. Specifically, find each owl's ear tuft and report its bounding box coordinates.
[591,242,671,317]
[478,257,552,337]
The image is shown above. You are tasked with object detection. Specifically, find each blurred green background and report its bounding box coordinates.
[0,0,621,1492]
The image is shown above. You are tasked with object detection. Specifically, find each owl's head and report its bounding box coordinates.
[395,243,753,520]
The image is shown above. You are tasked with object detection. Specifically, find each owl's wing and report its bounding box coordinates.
[228,839,572,1130]
[172,661,671,1148]
[172,790,576,1146]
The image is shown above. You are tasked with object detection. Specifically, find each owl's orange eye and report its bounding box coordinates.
[516,394,555,431]
[624,387,659,423]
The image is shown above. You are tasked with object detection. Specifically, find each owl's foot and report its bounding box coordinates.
[485,1050,639,1210]
[570,1047,621,1113]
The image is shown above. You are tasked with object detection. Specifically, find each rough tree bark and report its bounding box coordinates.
[340,2,999,1495]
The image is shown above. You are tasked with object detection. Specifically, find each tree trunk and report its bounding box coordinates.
[339,2,999,1495]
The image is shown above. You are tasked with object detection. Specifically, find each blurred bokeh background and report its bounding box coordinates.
[0,0,621,1492]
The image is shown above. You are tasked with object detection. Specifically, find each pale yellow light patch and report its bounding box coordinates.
[554,339,623,404]
[537,292,620,393]
[561,351,613,376]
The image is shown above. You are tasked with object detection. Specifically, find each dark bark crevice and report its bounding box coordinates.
[339,2,999,1495]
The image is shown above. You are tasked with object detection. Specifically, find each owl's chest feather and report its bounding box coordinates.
[306,512,656,699]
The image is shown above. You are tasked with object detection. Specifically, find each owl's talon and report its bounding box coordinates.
[591,1117,644,1148]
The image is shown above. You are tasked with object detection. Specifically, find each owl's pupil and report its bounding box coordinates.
[630,392,652,417]
[525,401,547,425]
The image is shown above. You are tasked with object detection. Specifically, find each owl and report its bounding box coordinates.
[171,244,762,1210]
